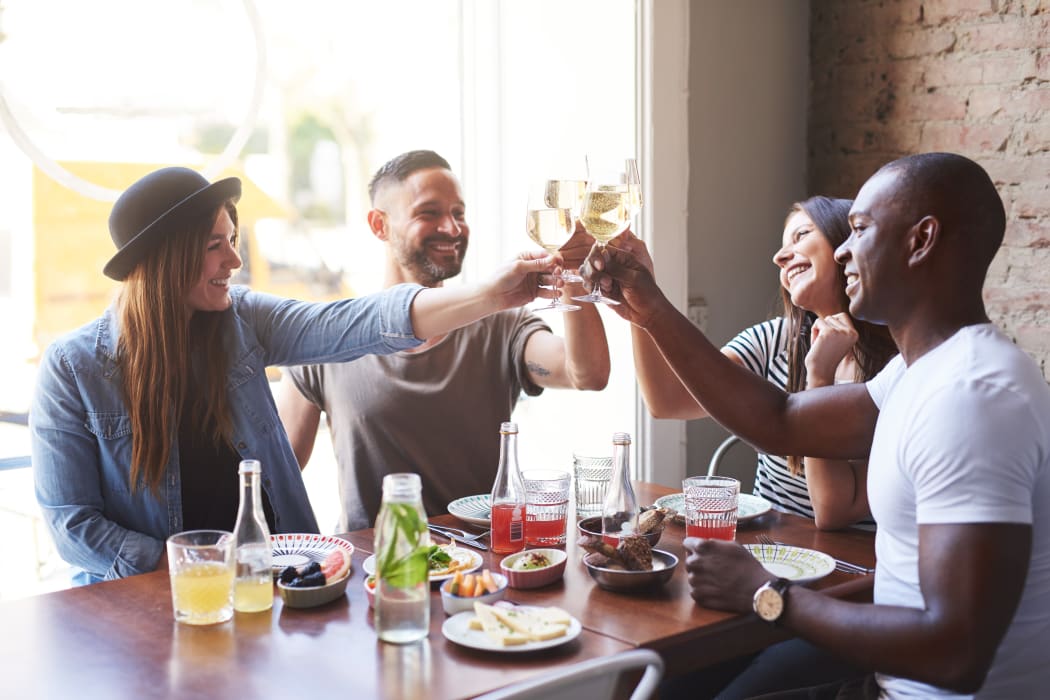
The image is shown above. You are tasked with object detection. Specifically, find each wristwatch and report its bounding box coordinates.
[752,578,791,624]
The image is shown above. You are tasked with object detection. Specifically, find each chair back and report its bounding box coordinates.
[474,648,663,700]
[707,435,742,477]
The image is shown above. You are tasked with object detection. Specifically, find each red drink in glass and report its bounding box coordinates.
[490,503,525,554]
[525,513,567,546]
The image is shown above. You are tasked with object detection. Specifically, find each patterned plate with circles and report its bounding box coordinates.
[270,533,354,574]
[447,494,492,526]
[655,492,773,524]
[743,544,835,584]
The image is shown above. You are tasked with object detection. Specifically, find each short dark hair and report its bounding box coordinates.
[368,150,452,204]
[879,152,1005,264]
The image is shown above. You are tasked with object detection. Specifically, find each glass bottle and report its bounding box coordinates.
[373,473,429,644]
[601,432,639,545]
[489,422,526,555]
[232,459,274,613]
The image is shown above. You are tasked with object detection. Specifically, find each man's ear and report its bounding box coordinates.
[907,215,940,268]
[367,209,387,241]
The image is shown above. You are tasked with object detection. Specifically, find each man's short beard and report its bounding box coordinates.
[410,253,463,286]
[398,237,468,287]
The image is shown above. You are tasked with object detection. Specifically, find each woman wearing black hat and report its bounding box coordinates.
[30,166,560,584]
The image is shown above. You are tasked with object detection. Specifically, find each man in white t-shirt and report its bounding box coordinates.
[587,152,1049,698]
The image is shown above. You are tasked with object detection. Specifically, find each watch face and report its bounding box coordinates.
[754,586,784,622]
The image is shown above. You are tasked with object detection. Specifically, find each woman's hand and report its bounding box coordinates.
[483,250,560,310]
[806,313,859,388]
[580,231,669,328]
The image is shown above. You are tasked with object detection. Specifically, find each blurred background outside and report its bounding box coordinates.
[0,0,641,598]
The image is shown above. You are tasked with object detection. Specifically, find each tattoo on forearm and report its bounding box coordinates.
[526,361,551,377]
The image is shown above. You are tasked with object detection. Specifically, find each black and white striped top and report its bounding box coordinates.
[723,318,816,519]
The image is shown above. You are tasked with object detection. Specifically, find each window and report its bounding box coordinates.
[0,1,689,559]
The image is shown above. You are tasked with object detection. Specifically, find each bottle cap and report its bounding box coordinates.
[238,459,261,474]
[612,432,631,445]
[500,421,518,434]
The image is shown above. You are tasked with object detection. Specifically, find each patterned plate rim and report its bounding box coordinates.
[742,543,835,584]
[654,492,773,523]
[447,494,492,526]
[270,533,354,573]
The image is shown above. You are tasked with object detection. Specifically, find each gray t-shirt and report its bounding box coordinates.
[288,308,550,531]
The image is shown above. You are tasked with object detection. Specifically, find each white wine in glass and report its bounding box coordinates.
[543,179,588,283]
[526,184,581,312]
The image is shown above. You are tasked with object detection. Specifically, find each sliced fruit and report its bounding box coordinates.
[320,548,351,583]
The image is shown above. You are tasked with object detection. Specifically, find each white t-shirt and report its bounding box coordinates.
[866,324,1050,699]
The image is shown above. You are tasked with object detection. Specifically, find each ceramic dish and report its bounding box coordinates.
[441,609,582,652]
[655,492,773,525]
[576,516,663,547]
[583,549,678,592]
[447,494,491,527]
[743,543,835,584]
[270,533,354,575]
[277,571,350,608]
[439,572,508,615]
[499,548,567,589]
[363,575,376,609]
[361,546,483,583]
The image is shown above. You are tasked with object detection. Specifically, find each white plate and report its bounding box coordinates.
[743,544,835,584]
[654,492,773,523]
[270,533,354,574]
[441,609,582,652]
[362,546,483,583]
[448,494,491,526]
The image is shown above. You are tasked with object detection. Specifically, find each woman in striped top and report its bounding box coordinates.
[630,196,896,529]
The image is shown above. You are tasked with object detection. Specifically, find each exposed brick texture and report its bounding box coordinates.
[809,0,1050,378]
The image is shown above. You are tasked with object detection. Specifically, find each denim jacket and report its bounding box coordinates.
[31,284,423,584]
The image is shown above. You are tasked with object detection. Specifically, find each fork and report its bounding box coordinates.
[754,534,875,575]
[428,524,489,541]
[427,524,490,551]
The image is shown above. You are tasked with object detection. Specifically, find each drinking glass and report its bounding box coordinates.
[573,454,613,519]
[542,177,588,284]
[573,157,637,305]
[526,181,580,312]
[522,469,571,546]
[683,476,740,541]
[167,530,235,625]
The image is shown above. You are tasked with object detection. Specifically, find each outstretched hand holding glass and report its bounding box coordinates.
[573,157,641,305]
[526,180,581,312]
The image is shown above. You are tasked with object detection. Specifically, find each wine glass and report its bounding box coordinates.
[572,160,634,305]
[542,178,588,284]
[526,181,581,312]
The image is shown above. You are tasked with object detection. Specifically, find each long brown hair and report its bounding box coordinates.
[117,201,239,493]
[780,196,897,474]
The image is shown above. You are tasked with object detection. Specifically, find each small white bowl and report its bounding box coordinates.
[499,549,568,589]
[439,572,508,615]
[363,575,376,609]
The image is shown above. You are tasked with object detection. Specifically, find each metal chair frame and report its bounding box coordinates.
[474,648,664,700]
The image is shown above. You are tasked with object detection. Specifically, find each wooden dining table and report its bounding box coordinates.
[0,482,875,700]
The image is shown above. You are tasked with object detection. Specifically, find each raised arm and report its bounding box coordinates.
[522,227,610,390]
[410,251,557,340]
[275,373,322,470]
[585,240,878,459]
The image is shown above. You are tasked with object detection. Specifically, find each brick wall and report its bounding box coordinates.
[808,0,1050,378]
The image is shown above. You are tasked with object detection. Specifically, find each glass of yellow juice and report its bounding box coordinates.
[167,530,235,625]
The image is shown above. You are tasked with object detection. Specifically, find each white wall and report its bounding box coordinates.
[685,0,810,484]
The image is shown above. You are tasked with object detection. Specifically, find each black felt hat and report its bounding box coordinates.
[104,167,242,281]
